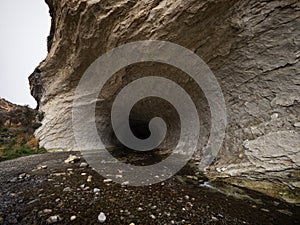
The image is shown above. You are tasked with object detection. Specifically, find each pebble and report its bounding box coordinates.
[38,209,53,217]
[80,162,89,168]
[129,223,135,225]
[271,113,279,120]
[151,205,157,210]
[261,208,270,212]
[94,188,101,193]
[150,214,156,219]
[211,216,218,221]
[44,209,53,214]
[18,173,27,179]
[46,215,60,224]
[98,212,106,223]
[87,176,92,182]
[294,122,300,127]
[122,181,129,186]
[81,173,87,176]
[137,207,143,212]
[103,179,112,183]
[80,184,85,189]
[63,187,71,192]
[70,215,77,221]
[36,165,47,170]
[184,195,190,200]
[187,175,198,180]
[64,155,80,164]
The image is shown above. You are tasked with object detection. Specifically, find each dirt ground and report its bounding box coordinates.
[0,152,299,225]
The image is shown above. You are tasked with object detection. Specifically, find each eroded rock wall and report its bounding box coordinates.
[31,0,300,201]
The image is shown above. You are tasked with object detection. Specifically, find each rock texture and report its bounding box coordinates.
[31,0,300,200]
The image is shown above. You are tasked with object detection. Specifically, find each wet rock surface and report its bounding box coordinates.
[0,152,299,224]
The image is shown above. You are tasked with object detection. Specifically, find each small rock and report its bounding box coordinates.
[94,188,100,193]
[98,212,106,223]
[83,186,90,191]
[211,216,218,221]
[18,173,26,179]
[187,175,198,180]
[150,214,156,219]
[80,162,89,168]
[47,215,60,224]
[121,181,129,186]
[271,113,279,120]
[184,195,190,200]
[37,165,48,170]
[43,209,53,214]
[70,215,77,221]
[63,187,71,192]
[103,179,112,183]
[64,155,80,164]
[294,122,300,128]
[261,208,270,212]
[81,173,87,176]
[87,176,92,182]
[129,223,135,225]
[151,205,157,210]
[137,207,143,212]
[38,209,53,217]
[80,184,85,189]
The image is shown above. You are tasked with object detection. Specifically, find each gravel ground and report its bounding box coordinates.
[0,152,299,225]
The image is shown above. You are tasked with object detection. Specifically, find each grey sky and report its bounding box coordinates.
[0,0,50,108]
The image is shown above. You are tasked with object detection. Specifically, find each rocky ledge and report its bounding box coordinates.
[30,0,300,202]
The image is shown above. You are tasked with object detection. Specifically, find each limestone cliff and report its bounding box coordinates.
[30,0,300,202]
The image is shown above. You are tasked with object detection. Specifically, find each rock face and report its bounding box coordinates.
[31,0,300,200]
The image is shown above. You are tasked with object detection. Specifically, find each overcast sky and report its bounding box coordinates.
[0,0,51,108]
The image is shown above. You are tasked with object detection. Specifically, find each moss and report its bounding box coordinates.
[0,145,47,162]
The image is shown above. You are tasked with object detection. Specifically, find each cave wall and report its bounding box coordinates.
[31,0,300,199]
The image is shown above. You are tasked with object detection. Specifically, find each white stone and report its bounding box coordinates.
[98,212,106,223]
[64,155,80,164]
[70,215,77,221]
[93,188,100,193]
[80,162,89,168]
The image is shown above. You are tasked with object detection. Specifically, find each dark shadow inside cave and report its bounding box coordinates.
[96,62,211,166]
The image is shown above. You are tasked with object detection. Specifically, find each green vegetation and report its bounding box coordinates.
[0,103,46,161]
[0,145,47,162]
